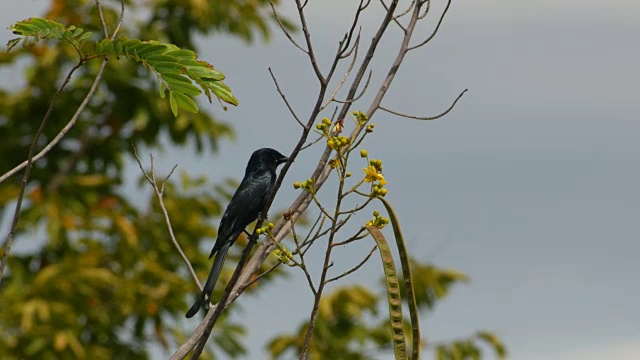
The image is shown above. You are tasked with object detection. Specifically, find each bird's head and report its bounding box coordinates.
[246,148,289,172]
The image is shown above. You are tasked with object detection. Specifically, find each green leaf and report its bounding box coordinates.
[208,80,239,106]
[169,92,178,116]
[476,331,507,359]
[8,18,92,53]
[172,92,199,114]
[88,37,238,115]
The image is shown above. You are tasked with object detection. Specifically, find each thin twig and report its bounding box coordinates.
[295,0,325,83]
[325,245,377,283]
[243,262,281,289]
[395,0,417,20]
[379,0,408,32]
[95,0,110,37]
[419,0,431,20]
[408,0,451,51]
[331,69,372,105]
[300,134,325,151]
[269,0,307,53]
[379,89,467,120]
[131,145,202,291]
[321,33,361,111]
[332,228,369,247]
[289,218,316,294]
[269,67,305,128]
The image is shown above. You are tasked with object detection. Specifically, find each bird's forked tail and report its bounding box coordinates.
[185,242,231,318]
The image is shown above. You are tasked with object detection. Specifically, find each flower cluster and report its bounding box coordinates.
[366,210,390,229]
[365,123,375,133]
[315,117,333,135]
[353,110,368,123]
[293,178,314,191]
[255,222,275,236]
[360,150,389,196]
[327,135,350,150]
[273,245,294,265]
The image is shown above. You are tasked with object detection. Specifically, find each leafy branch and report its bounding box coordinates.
[7,17,93,57]
[7,18,239,117]
[94,38,238,114]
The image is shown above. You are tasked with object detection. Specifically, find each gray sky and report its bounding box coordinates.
[2,1,640,359]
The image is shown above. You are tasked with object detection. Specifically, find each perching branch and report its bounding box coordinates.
[176,0,460,357]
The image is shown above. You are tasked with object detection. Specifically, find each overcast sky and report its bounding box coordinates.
[2,1,640,359]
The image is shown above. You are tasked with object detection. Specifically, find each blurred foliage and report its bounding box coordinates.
[0,0,287,358]
[268,257,507,360]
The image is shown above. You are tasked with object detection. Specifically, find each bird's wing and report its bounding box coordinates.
[210,171,273,256]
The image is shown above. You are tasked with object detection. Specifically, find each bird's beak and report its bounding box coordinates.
[277,156,289,165]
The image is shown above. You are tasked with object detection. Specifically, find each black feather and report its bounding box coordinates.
[186,148,288,318]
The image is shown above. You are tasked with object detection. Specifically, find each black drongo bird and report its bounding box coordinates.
[186,148,288,318]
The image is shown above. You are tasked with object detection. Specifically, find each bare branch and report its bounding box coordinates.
[379,88,467,120]
[295,0,325,83]
[379,0,408,32]
[111,0,126,40]
[321,33,361,111]
[325,245,377,283]
[408,0,451,51]
[338,0,369,57]
[419,0,431,19]
[243,262,281,289]
[396,0,417,20]
[269,67,305,128]
[286,221,317,294]
[269,0,307,53]
[95,0,110,37]
[340,28,361,60]
[300,134,325,151]
[131,146,201,291]
[332,69,372,105]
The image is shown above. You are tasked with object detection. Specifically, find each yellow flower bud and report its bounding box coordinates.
[268,223,274,230]
[346,172,352,177]
[360,150,368,158]
[380,188,388,196]
[293,181,301,189]
[256,228,263,235]
[373,210,380,217]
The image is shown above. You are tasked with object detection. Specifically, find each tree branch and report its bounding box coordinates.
[325,245,377,284]
[132,146,202,291]
[379,88,467,120]
[269,67,305,128]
